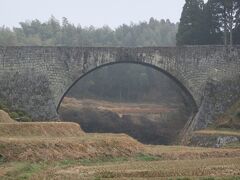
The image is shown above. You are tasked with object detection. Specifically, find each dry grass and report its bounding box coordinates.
[143,145,240,161]
[1,145,240,179]
[0,108,239,179]
[61,97,175,115]
[40,157,240,179]
[193,129,240,137]
[0,110,16,123]
[0,126,240,179]
[0,122,85,137]
[0,133,143,162]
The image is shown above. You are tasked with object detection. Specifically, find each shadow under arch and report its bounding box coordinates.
[56,61,198,115]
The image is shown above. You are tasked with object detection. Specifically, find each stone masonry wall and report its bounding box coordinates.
[0,46,239,132]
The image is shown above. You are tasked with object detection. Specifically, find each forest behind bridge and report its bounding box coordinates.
[0,17,177,47]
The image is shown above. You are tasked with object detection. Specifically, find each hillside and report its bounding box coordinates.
[0,104,239,179]
[0,109,239,179]
[0,111,143,163]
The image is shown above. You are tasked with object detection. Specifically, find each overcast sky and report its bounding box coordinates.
[1,0,189,29]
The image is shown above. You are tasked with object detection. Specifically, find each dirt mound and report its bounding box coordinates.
[0,122,85,137]
[0,134,143,162]
[0,110,15,123]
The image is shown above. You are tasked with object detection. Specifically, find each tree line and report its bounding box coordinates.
[0,17,178,46]
[177,0,240,45]
[1,1,239,47]
[68,63,186,104]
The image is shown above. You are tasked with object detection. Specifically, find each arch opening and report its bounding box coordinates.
[58,62,198,145]
[57,61,198,112]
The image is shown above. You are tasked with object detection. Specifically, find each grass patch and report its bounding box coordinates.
[4,162,45,180]
[0,144,5,149]
[79,156,128,166]
[78,153,161,166]
[97,171,116,178]
[2,156,240,179]
[201,177,240,180]
[56,159,77,167]
[11,156,129,172]
[49,153,161,168]
[174,177,240,180]
[0,154,5,165]
[224,141,240,148]
[135,153,162,161]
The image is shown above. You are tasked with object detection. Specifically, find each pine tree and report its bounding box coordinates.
[176,0,205,45]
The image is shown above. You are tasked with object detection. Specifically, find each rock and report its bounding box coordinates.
[215,136,239,148]
[189,134,239,148]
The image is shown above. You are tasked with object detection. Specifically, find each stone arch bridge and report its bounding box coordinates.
[0,46,240,131]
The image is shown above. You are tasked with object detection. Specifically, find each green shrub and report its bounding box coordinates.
[2,107,10,113]
[15,110,27,117]
[0,144,5,149]
[0,154,5,164]
[0,102,32,122]
[0,102,7,110]
[9,112,20,119]
[235,111,240,119]
[8,110,32,122]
